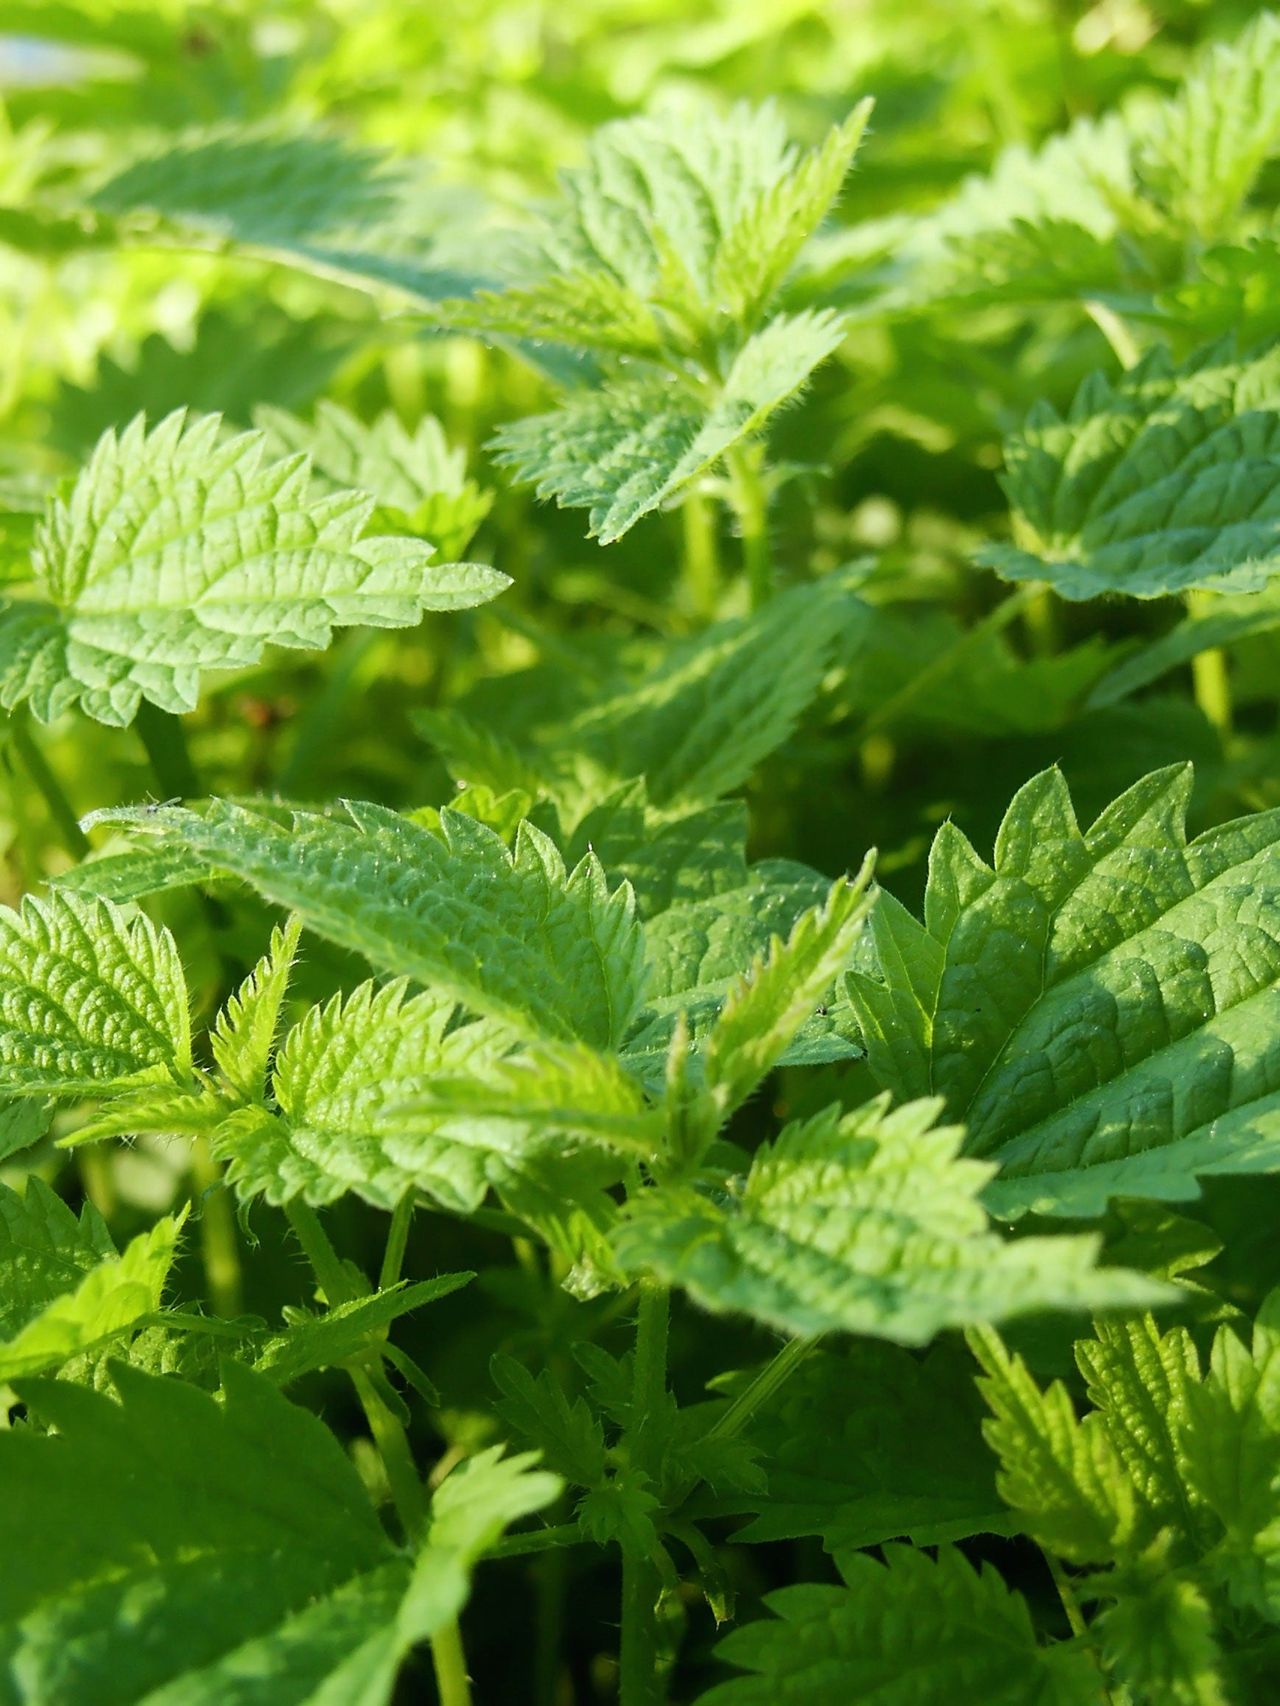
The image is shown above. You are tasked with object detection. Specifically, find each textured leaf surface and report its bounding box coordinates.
[254,1276,474,1388]
[0,410,506,725]
[846,766,1280,1218]
[975,1299,1280,1626]
[94,798,647,1049]
[981,343,1280,601]
[1134,13,1280,237]
[560,576,858,806]
[613,1095,1161,1343]
[0,1181,182,1381]
[725,1341,1010,1549]
[620,857,861,1083]
[698,1544,1102,1705]
[254,402,492,558]
[700,866,873,1119]
[0,890,189,1096]
[0,1359,554,1705]
[210,916,301,1103]
[492,311,844,542]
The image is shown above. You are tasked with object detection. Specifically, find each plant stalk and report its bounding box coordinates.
[620,1280,671,1706]
[191,1135,242,1317]
[1186,589,1232,735]
[430,1615,473,1706]
[681,487,721,621]
[135,700,201,800]
[9,715,89,860]
[283,1199,427,1537]
[726,445,772,610]
[379,1189,416,1291]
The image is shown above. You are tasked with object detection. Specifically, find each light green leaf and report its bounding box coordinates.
[210,916,302,1103]
[0,1359,553,1704]
[701,864,874,1120]
[491,311,845,542]
[620,857,860,1084]
[614,1095,1163,1344]
[1134,13,1280,239]
[92,128,396,242]
[980,342,1280,601]
[0,889,190,1097]
[970,1325,1139,1564]
[220,977,507,1209]
[1098,1568,1229,1706]
[253,401,493,559]
[0,1180,184,1381]
[254,1275,473,1388]
[92,798,647,1049]
[697,1544,1102,1705]
[0,410,507,725]
[845,766,1280,1218]
[559,576,860,806]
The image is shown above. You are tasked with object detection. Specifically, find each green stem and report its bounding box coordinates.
[681,487,721,621]
[1186,589,1232,735]
[1084,299,1140,370]
[487,1522,584,1561]
[620,1281,671,1706]
[9,715,89,860]
[191,1136,242,1317]
[430,1615,473,1706]
[135,700,201,800]
[284,1199,428,1539]
[703,1335,817,1448]
[726,445,772,610]
[379,1190,416,1291]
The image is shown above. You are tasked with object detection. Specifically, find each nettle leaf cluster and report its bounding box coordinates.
[2,5,1280,1704]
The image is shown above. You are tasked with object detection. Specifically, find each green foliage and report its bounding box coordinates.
[846,766,1280,1218]
[972,1299,1280,1698]
[0,1180,183,1382]
[0,410,507,725]
[614,1094,1163,1343]
[983,343,1280,601]
[5,7,1280,1702]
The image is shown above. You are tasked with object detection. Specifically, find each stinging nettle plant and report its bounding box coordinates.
[2,8,1280,1705]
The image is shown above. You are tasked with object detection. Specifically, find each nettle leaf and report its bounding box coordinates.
[621,857,862,1085]
[0,1359,557,1704]
[0,1180,183,1382]
[981,341,1280,601]
[95,798,646,1049]
[701,865,874,1120]
[974,1298,1280,1627]
[493,310,845,543]
[613,1095,1162,1345]
[254,1275,473,1389]
[846,766,1280,1219]
[218,978,508,1210]
[1134,12,1280,238]
[560,575,858,807]
[697,1544,1101,1706]
[565,789,749,917]
[0,410,506,726]
[490,1354,609,1489]
[210,915,302,1104]
[724,1341,1011,1550]
[90,128,403,248]
[0,889,190,1097]
[452,98,871,347]
[254,401,493,559]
